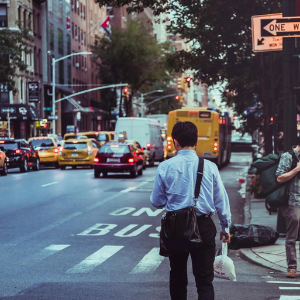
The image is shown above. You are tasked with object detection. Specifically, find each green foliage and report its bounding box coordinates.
[0,22,33,94]
[90,19,173,115]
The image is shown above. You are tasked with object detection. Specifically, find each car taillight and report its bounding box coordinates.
[15,149,22,154]
[128,158,134,163]
[167,137,172,150]
[146,143,151,151]
[54,148,59,153]
[213,142,219,152]
[94,157,99,163]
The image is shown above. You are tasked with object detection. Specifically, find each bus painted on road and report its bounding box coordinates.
[166,107,232,167]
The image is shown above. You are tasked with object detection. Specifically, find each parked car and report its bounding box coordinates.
[0,149,8,176]
[114,117,164,166]
[58,138,100,169]
[94,141,144,178]
[28,136,59,168]
[0,139,40,172]
[124,140,147,169]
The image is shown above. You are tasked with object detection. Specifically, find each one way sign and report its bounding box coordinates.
[261,17,300,37]
[252,13,283,52]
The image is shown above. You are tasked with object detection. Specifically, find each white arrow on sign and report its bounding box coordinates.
[48,115,59,120]
[264,19,300,36]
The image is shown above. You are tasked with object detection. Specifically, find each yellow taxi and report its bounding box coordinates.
[0,148,8,176]
[58,138,100,169]
[124,140,147,169]
[28,136,59,168]
[63,131,114,146]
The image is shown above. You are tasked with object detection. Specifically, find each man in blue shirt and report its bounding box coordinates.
[150,121,231,300]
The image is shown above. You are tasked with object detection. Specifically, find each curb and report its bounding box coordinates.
[244,175,252,224]
[239,248,286,273]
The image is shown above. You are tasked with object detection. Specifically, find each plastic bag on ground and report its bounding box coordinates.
[228,224,279,250]
[214,242,237,281]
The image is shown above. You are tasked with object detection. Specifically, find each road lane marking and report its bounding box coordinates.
[66,245,124,274]
[85,181,151,211]
[86,172,94,175]
[130,247,164,274]
[41,182,58,187]
[12,174,28,177]
[279,296,300,300]
[15,212,82,245]
[279,287,300,290]
[120,187,137,193]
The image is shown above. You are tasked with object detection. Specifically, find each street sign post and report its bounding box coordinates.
[251,14,283,52]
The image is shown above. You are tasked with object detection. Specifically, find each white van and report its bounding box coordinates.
[114,117,164,165]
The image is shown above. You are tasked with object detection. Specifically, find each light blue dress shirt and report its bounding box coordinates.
[150,150,231,233]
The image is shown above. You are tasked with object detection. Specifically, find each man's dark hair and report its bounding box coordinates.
[171,121,197,147]
[297,135,300,146]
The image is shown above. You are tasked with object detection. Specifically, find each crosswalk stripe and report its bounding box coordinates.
[279,296,300,300]
[268,281,300,285]
[66,245,124,274]
[23,244,70,265]
[130,247,164,274]
[280,287,300,290]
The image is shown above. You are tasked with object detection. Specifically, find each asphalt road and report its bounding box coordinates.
[0,153,297,300]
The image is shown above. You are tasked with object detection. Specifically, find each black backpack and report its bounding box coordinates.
[252,149,299,209]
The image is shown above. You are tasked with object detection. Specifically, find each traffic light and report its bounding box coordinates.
[175,95,180,101]
[270,117,274,122]
[123,87,129,98]
[177,77,183,90]
[232,116,236,120]
[186,76,191,88]
[179,96,183,104]
[43,123,48,129]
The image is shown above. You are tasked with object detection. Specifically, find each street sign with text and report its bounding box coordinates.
[261,17,300,37]
[252,14,283,52]
[48,115,58,120]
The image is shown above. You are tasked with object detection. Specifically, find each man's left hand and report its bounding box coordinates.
[220,232,230,243]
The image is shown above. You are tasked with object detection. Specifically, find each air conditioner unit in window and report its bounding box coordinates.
[75,63,80,68]
[75,36,78,40]
[81,12,85,17]
[81,40,84,44]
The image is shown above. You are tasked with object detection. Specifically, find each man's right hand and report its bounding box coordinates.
[220,232,230,243]
[296,161,300,172]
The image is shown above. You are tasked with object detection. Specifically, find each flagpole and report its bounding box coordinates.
[87,8,112,35]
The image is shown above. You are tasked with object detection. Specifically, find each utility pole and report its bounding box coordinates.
[283,0,297,151]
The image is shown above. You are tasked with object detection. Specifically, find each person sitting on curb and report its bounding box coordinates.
[276,138,300,279]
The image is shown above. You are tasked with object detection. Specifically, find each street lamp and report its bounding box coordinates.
[140,90,164,117]
[51,51,92,134]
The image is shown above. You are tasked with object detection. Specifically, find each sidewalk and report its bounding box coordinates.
[239,178,300,273]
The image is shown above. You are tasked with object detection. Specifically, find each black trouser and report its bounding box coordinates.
[169,215,217,300]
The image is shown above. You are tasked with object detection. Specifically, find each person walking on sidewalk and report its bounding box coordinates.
[150,121,231,300]
[276,140,300,278]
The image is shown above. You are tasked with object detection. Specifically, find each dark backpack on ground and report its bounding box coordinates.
[252,149,299,208]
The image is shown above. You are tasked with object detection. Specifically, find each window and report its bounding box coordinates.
[68,63,71,87]
[28,13,31,30]
[0,83,9,103]
[23,10,26,28]
[18,7,21,28]
[83,32,86,45]
[67,35,71,55]
[49,23,54,50]
[0,4,7,27]
[72,22,74,38]
[57,0,63,25]
[81,29,83,43]
[37,14,40,35]
[48,0,53,18]
[59,60,64,84]
[58,28,64,55]
[72,51,75,67]
[38,49,42,75]
[75,25,77,38]
[78,27,80,41]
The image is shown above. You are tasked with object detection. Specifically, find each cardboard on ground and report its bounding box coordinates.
[252,13,283,52]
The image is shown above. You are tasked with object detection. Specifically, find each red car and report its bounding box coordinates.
[93,142,144,178]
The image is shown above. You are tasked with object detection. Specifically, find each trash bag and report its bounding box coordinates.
[228,224,279,250]
[214,242,237,281]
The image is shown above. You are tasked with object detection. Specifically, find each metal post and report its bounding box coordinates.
[141,93,144,117]
[52,57,56,134]
[270,52,276,153]
[7,112,10,138]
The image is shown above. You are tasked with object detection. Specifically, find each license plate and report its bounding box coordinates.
[71,153,78,157]
[107,158,119,162]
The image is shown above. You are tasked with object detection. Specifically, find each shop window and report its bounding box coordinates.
[58,28,64,55]
[49,23,54,50]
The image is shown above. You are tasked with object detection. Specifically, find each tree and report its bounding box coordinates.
[94,0,284,154]
[0,22,33,94]
[90,19,173,116]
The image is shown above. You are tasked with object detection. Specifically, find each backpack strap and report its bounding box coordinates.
[194,157,204,206]
[288,149,299,170]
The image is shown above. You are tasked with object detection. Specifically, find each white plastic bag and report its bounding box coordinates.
[214,242,237,281]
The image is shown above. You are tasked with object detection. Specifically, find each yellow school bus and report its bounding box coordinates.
[166,107,232,167]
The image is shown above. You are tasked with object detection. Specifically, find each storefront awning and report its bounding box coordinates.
[0,104,41,121]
